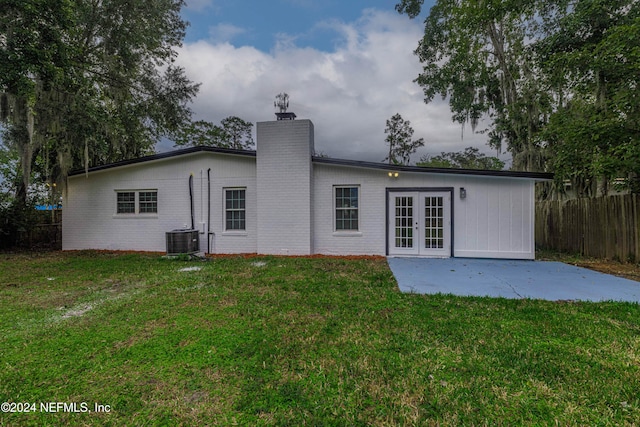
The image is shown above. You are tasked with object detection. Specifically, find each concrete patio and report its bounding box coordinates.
[388,257,640,302]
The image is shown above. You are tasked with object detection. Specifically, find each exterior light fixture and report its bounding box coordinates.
[460,187,467,199]
[388,172,399,178]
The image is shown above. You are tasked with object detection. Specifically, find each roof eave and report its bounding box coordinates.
[311,156,554,180]
[67,146,553,181]
[68,146,256,177]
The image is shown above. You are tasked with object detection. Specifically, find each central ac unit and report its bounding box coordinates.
[166,229,199,255]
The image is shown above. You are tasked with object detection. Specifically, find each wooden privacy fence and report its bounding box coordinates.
[17,223,62,249]
[536,194,640,263]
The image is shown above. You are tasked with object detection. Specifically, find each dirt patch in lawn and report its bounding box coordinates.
[538,251,640,282]
[571,260,640,282]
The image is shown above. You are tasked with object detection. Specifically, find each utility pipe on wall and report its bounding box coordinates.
[207,168,211,254]
[189,174,194,230]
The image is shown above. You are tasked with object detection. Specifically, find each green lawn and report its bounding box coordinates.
[1,251,639,426]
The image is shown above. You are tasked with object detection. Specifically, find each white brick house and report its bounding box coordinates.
[63,118,552,259]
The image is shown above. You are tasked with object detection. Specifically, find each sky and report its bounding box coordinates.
[169,0,497,163]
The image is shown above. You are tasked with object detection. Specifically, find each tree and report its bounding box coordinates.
[0,0,74,206]
[539,3,640,196]
[395,0,552,172]
[172,116,254,149]
[417,147,504,170]
[396,0,640,197]
[383,113,425,165]
[0,0,199,208]
[220,116,254,150]
[172,120,227,148]
[0,137,50,248]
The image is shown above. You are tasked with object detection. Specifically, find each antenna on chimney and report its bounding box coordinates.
[274,92,296,120]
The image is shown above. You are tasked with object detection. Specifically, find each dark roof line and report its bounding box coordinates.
[68,146,256,176]
[312,156,554,180]
[68,145,553,180]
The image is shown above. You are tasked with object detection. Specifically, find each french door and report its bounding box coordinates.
[388,191,451,257]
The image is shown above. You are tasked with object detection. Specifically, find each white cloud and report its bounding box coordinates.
[208,23,247,43]
[184,0,215,12]
[173,9,495,163]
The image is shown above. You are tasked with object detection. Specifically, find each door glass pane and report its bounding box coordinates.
[394,196,413,248]
[424,196,444,250]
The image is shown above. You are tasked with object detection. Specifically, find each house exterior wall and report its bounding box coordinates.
[256,120,314,255]
[312,163,535,259]
[63,119,539,260]
[63,152,258,253]
[453,175,534,259]
[312,165,387,255]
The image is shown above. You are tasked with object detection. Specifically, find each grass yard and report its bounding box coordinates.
[1,251,639,426]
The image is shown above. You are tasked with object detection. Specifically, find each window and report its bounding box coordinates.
[225,188,246,231]
[116,190,157,215]
[335,186,359,231]
[117,192,135,214]
[139,191,158,213]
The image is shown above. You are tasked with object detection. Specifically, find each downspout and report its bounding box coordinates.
[200,169,204,230]
[189,174,195,230]
[207,168,211,254]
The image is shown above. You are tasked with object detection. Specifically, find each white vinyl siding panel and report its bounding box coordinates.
[454,177,534,259]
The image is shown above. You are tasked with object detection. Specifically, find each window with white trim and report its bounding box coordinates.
[117,192,136,214]
[224,188,246,231]
[116,190,157,214]
[138,191,158,213]
[335,186,359,231]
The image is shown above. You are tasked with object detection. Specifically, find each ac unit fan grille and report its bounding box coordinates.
[166,229,199,255]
